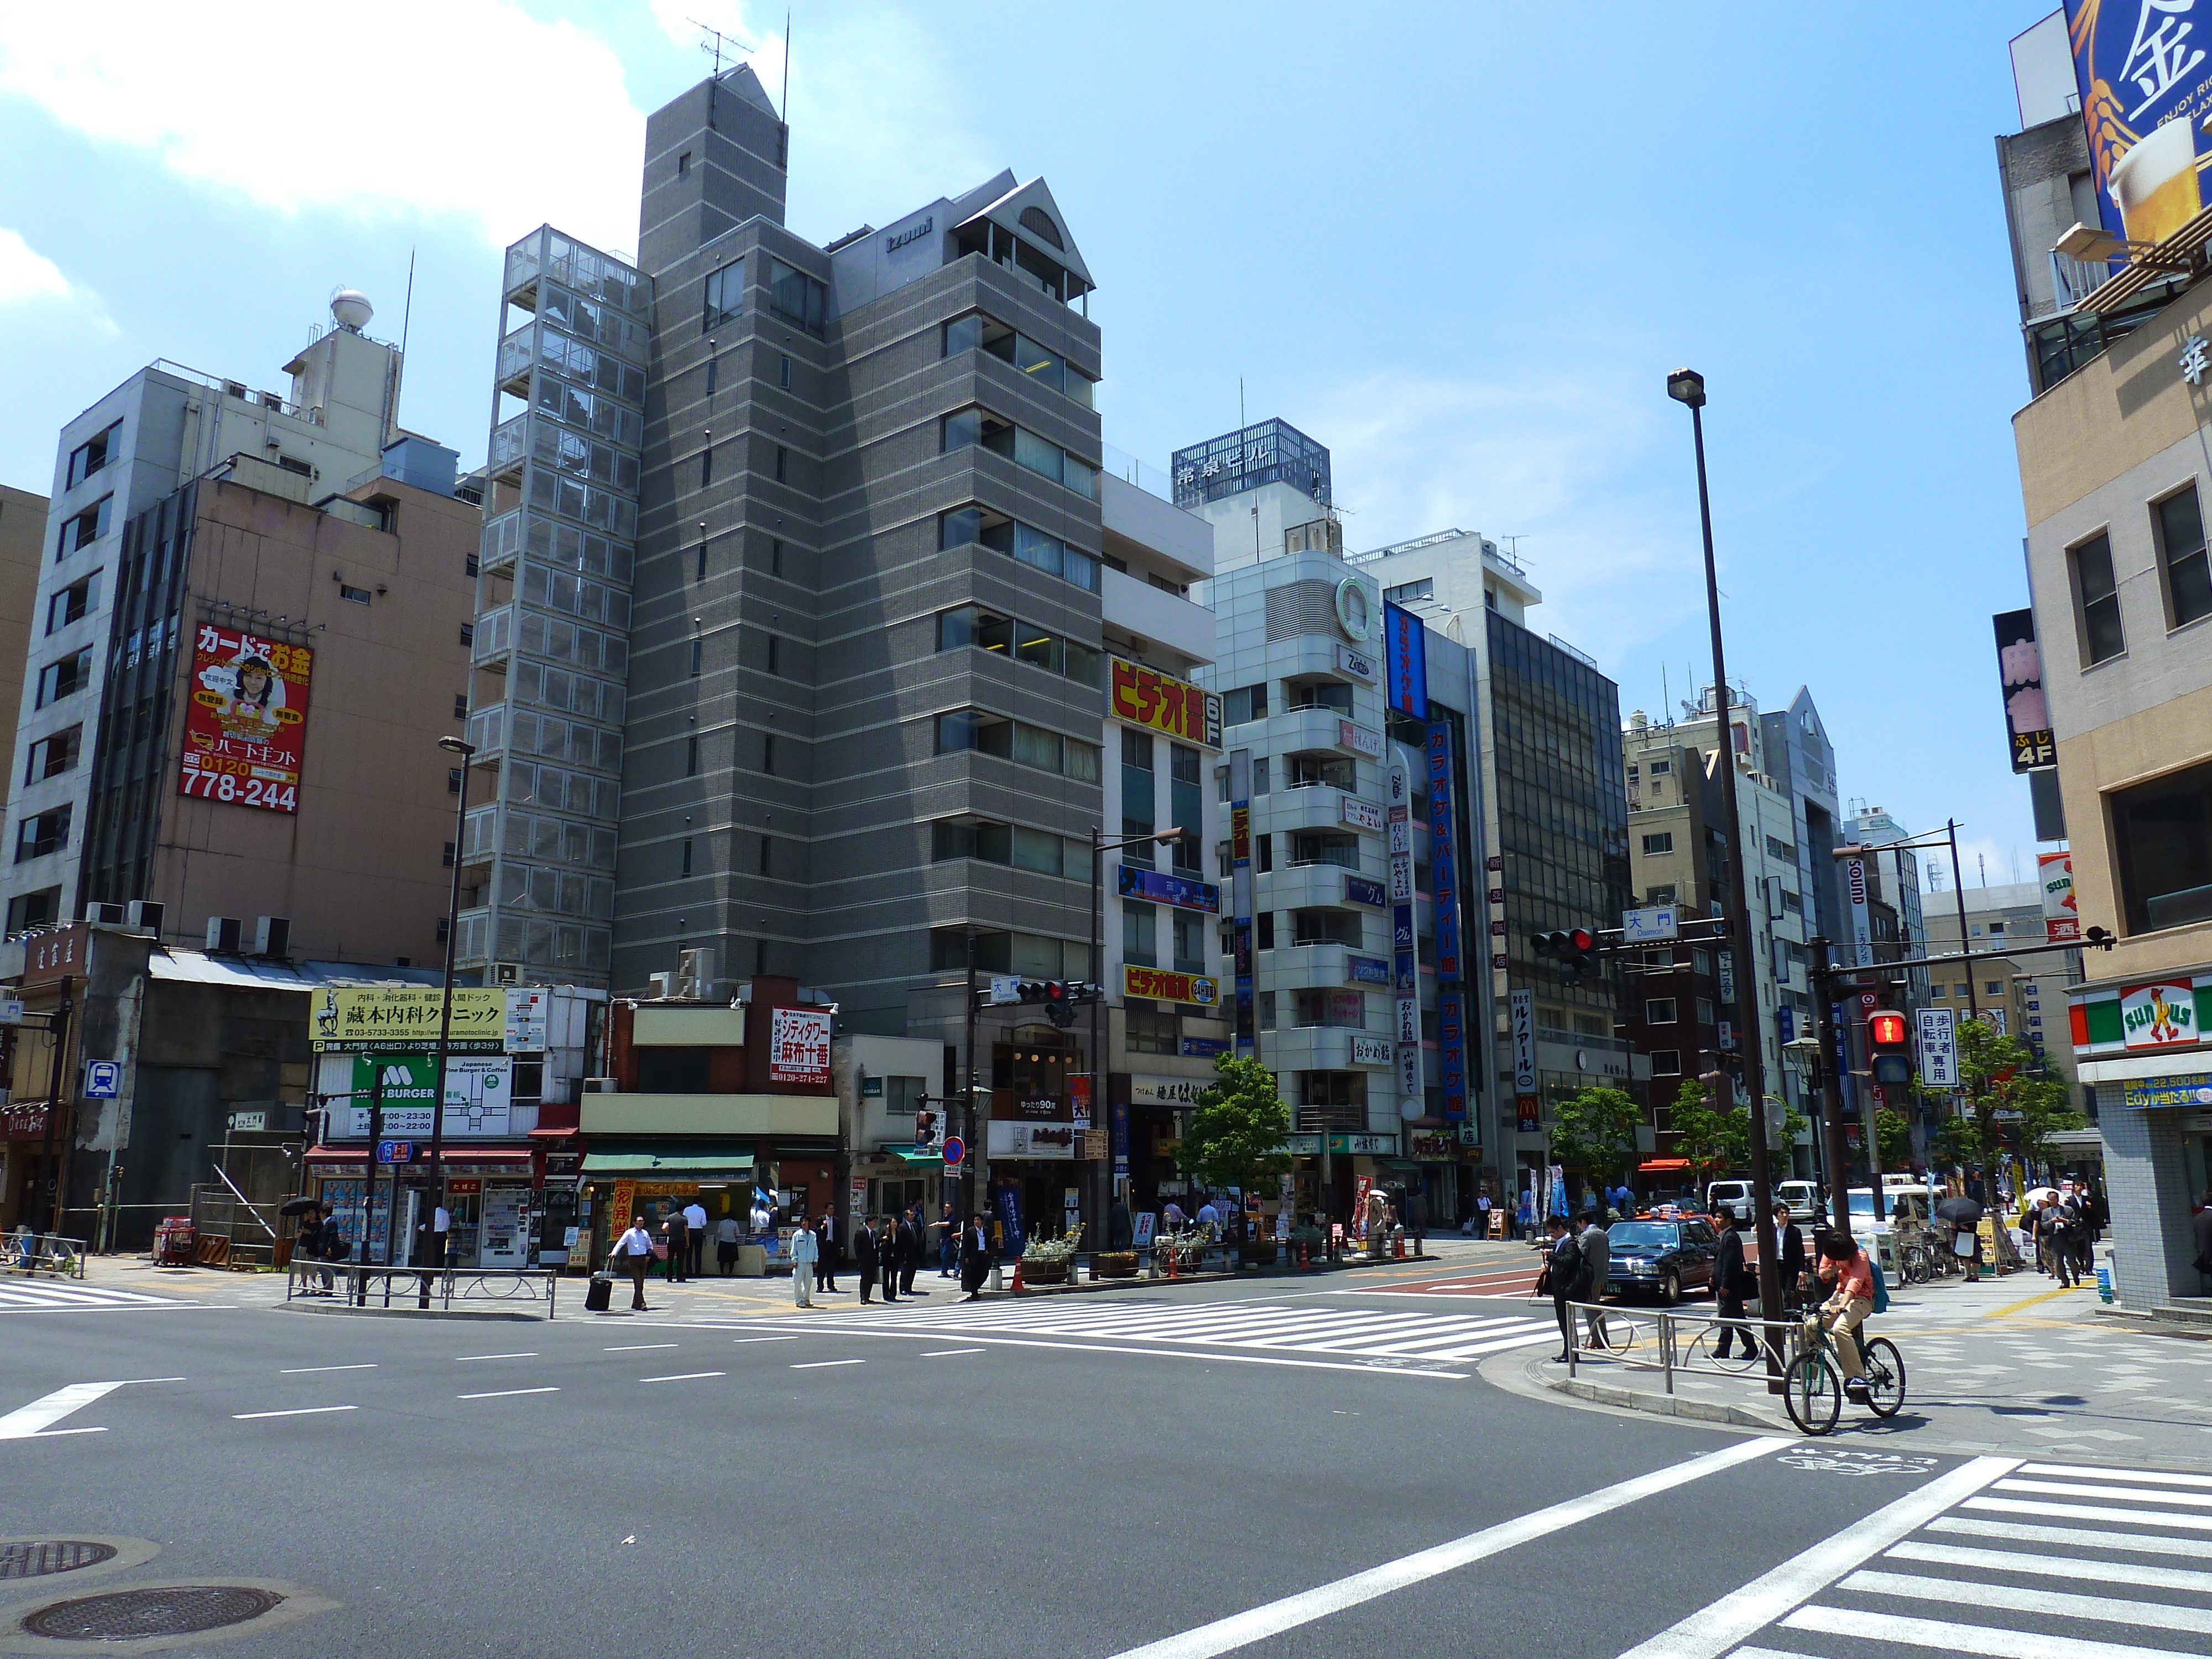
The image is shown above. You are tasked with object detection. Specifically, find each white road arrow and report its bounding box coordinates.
[0,1377,184,1440]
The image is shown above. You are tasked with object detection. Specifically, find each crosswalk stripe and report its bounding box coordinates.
[1839,1568,2212,1637]
[1782,1602,2189,1659]
[1926,1515,2212,1560]
[2018,1462,2212,1490]
[1885,1539,2212,1595]
[1995,1477,2212,1510]
[0,1281,172,1306]
[1960,1496,2212,1533]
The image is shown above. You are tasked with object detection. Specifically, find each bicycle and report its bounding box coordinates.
[1783,1312,1905,1435]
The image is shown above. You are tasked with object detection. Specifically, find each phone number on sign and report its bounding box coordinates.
[180,760,298,813]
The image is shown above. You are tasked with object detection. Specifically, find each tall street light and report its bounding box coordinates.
[1667,367,1783,1384]
[1092,824,1188,1240]
[430,733,477,1265]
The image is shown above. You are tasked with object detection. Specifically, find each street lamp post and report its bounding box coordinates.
[430,734,477,1267]
[1667,367,1783,1383]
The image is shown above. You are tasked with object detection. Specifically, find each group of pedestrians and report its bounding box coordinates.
[1538,1210,1611,1357]
[2026,1189,2094,1287]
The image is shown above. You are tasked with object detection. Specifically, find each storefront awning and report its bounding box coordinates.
[1379,1160,1425,1172]
[1639,1158,1693,1172]
[885,1147,943,1166]
[304,1145,531,1165]
[581,1149,755,1177]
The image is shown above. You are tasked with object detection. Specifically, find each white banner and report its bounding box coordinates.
[1916,1006,1958,1088]
[1510,988,1537,1093]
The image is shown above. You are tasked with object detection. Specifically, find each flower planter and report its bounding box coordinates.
[1241,1245,1279,1267]
[1095,1254,1138,1279]
[1022,1259,1070,1285]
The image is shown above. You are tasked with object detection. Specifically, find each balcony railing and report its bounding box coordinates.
[2048,249,2114,314]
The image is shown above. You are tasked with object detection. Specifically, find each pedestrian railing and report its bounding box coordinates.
[286,1260,560,1318]
[1558,1300,1808,1395]
[3,1232,87,1279]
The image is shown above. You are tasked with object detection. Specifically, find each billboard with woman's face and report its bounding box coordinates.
[178,624,312,813]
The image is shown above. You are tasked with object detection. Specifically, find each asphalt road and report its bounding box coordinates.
[4,1272,2209,1658]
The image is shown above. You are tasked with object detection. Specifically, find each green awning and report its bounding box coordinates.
[582,1149,755,1177]
[887,1147,945,1166]
[1379,1160,1427,1172]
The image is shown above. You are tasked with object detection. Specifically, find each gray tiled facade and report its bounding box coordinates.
[615,66,1108,1039]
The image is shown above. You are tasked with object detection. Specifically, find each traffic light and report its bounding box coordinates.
[1867,1008,1912,1084]
[1533,926,1600,980]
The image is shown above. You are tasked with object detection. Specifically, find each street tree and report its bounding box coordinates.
[1672,1078,1808,1196]
[1952,1018,2086,1202]
[1875,1107,1911,1170]
[1547,1086,1641,1185]
[1175,1054,1292,1202]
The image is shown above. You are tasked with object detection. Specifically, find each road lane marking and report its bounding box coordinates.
[1928,1514,2212,1558]
[1105,1436,1792,1659]
[638,1371,724,1383]
[458,1387,561,1400]
[792,1359,864,1369]
[234,1405,358,1420]
[454,1352,539,1362]
[2017,1460,2212,1489]
[1961,1495,2212,1531]
[924,1349,985,1358]
[1783,1603,2182,1658]
[281,1364,377,1374]
[1839,1567,2212,1637]
[731,1335,800,1345]
[0,1378,186,1440]
[744,1326,1471,1378]
[1994,1476,2212,1509]
[603,1344,679,1352]
[1985,1283,2093,1318]
[1609,1456,2018,1659]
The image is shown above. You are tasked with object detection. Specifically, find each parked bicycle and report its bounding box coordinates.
[1783,1312,1905,1434]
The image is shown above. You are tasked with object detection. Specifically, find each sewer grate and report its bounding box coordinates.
[0,1543,118,1582]
[23,1586,284,1641]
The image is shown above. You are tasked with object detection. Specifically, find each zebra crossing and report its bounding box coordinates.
[0,1277,181,1313]
[784,1295,1559,1369]
[1630,1458,2212,1659]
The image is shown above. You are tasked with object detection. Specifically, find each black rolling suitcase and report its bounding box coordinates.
[585,1274,613,1312]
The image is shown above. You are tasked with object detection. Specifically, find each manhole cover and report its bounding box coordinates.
[0,1544,117,1582]
[23,1587,284,1641]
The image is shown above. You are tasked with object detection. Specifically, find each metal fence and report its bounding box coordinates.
[1558,1300,1808,1394]
[4,1232,88,1279]
[287,1261,560,1318]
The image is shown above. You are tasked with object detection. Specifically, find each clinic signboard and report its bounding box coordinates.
[311,987,507,1053]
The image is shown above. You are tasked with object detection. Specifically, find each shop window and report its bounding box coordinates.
[637,1047,712,1092]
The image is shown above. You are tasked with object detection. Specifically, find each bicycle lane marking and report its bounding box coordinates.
[1609,1454,2019,1659]
[1102,1434,1793,1659]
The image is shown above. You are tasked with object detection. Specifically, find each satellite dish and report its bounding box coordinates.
[329,288,374,332]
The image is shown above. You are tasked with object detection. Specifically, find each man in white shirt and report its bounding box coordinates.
[1196,1198,1222,1233]
[682,1200,708,1279]
[615,1215,656,1311]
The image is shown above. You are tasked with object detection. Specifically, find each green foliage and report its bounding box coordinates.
[1174,1055,1292,1195]
[1670,1078,1807,1187]
[1928,1112,1982,1170]
[1875,1108,1911,1169]
[1952,1018,2087,1190]
[1548,1086,1641,1179]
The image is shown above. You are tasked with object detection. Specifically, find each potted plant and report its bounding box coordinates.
[1095,1251,1139,1279]
[1021,1222,1083,1285]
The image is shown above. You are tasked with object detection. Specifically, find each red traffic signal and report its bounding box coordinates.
[1867,1010,1908,1048]
[1567,927,1596,952]
[1867,1008,1911,1084]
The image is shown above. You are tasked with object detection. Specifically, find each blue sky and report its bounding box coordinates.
[0,1,2062,889]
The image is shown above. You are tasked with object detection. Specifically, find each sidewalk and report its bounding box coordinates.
[1491,1268,2212,1467]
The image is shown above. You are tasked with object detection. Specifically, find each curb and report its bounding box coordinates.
[1516,1351,1790,1432]
[281,1302,545,1322]
[969,1252,1438,1302]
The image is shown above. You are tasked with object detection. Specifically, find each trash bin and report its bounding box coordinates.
[153,1216,196,1268]
[2095,1241,2117,1305]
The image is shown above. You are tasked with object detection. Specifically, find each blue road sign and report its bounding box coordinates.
[377,1140,415,1165]
[83,1060,122,1098]
[942,1135,965,1168]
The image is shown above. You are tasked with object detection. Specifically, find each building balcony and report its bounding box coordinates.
[1257,786,1389,839]
[1270,707,1384,763]
[488,413,529,486]
[1255,940,1394,994]
[1100,565,1214,668]
[578,1093,839,1139]
[1264,1026,1395,1079]
[1101,471,1212,582]
[1261,860,1386,915]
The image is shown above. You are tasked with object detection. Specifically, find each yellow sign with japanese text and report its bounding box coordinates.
[310,986,506,1052]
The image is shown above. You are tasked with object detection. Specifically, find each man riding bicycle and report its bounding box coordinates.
[1808,1232,1876,1406]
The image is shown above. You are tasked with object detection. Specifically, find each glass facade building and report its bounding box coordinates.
[459,227,653,982]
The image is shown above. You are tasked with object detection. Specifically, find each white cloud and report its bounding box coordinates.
[1316,369,1703,669]
[0,226,69,305]
[0,225,115,331]
[0,1,646,253]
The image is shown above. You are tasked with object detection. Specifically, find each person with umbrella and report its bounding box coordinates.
[1937,1193,1984,1282]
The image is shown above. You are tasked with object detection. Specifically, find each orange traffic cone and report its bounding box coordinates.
[1010,1257,1026,1293]
[1167,1247,1179,1280]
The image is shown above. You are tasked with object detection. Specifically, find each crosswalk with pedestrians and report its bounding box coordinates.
[1635,1458,2212,1659]
[781,1295,1560,1367]
[0,1278,180,1313]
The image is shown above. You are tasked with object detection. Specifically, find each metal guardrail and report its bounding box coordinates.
[1558,1300,1808,1394]
[4,1233,88,1279]
[286,1261,560,1318]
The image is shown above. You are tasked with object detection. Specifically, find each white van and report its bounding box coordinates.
[1705,1180,1757,1221]
[1776,1181,1819,1224]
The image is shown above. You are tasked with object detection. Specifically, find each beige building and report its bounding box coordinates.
[0,486,44,751]
[1918,881,2082,1105]
[72,457,480,966]
[2011,275,2212,1318]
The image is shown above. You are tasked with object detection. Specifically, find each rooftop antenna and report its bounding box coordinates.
[782,11,791,122]
[395,247,415,433]
[693,18,739,75]
[1239,377,1246,431]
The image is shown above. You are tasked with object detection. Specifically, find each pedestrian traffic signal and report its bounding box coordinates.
[1867,1008,1912,1084]
[1532,926,1600,980]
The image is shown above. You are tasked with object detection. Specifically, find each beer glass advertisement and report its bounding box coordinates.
[2067,0,2212,254]
[178,624,312,813]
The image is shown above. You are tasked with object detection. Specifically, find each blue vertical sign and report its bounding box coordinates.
[2065,0,2212,253]
[1383,601,1429,721]
[1230,749,1254,1057]
[1389,761,1422,1110]
[1426,721,1465,1124]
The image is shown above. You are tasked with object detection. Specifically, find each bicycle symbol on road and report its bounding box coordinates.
[1776,1450,1939,1478]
